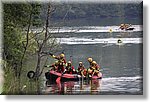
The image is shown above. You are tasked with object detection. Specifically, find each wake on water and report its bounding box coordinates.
[32,25,142,33]
[57,37,142,45]
[50,25,142,33]
[102,76,142,82]
[41,25,142,45]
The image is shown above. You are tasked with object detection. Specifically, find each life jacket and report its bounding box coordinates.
[88,68,94,75]
[51,64,58,71]
[91,64,100,76]
[95,64,100,71]
[78,66,85,72]
[82,69,88,76]
[65,66,75,74]
[57,58,66,73]
[58,58,66,65]
[78,66,85,75]
[57,64,64,73]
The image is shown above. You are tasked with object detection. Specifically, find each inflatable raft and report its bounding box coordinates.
[45,70,102,82]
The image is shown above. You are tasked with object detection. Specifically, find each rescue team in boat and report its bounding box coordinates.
[119,23,134,30]
[46,53,101,78]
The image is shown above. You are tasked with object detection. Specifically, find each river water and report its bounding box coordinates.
[42,24,143,95]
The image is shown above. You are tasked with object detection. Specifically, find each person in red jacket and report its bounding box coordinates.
[65,61,76,74]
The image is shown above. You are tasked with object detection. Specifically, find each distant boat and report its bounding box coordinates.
[119,24,135,31]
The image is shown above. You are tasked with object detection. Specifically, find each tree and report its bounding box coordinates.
[3,3,43,93]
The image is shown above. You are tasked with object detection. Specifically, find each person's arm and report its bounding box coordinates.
[96,64,100,71]
[64,59,66,64]
[51,54,58,59]
[81,69,86,77]
[72,66,75,71]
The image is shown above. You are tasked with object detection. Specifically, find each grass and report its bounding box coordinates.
[2,54,54,95]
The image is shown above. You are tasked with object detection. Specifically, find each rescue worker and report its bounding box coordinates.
[120,24,125,30]
[86,57,94,77]
[81,68,88,78]
[65,61,76,74]
[50,61,59,71]
[90,61,101,77]
[50,53,66,73]
[77,62,85,75]
[120,24,131,30]
[87,57,93,67]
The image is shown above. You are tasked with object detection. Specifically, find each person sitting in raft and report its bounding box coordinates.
[81,67,88,78]
[77,61,85,75]
[50,53,66,73]
[120,24,125,30]
[50,61,59,71]
[65,61,76,74]
[119,24,131,30]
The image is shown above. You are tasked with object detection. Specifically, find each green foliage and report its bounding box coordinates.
[21,31,38,54]
[3,3,42,94]
[4,26,24,64]
[2,63,38,94]
[3,3,42,63]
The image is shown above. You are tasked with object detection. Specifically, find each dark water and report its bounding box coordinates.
[42,26,143,94]
[50,17,142,27]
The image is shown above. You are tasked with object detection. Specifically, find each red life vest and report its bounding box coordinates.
[66,66,75,74]
[78,66,85,72]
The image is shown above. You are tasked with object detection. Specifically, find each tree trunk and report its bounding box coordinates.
[35,52,41,79]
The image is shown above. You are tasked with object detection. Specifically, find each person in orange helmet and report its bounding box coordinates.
[90,61,101,77]
[65,61,76,74]
[87,57,93,67]
[50,53,66,73]
[77,61,85,75]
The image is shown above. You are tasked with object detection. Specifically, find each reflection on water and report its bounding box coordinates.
[44,79,102,95]
[43,75,142,95]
